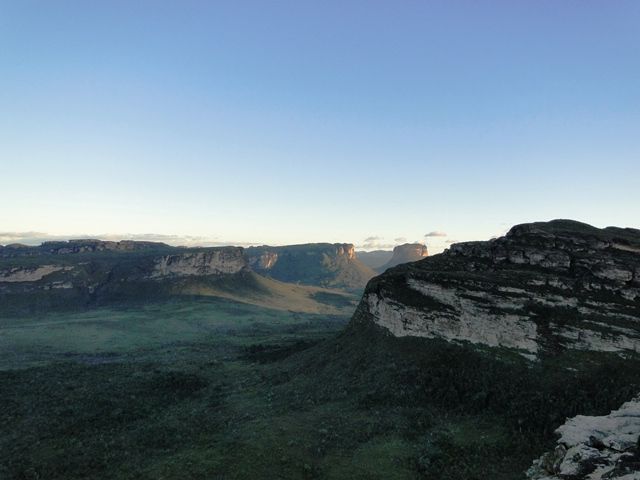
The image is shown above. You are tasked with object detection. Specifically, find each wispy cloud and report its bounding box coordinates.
[424,231,447,238]
[357,235,396,250]
[357,235,425,250]
[0,231,52,245]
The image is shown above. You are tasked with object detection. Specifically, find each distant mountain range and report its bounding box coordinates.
[0,240,374,316]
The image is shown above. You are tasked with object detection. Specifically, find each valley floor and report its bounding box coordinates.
[0,299,526,480]
[2,298,638,479]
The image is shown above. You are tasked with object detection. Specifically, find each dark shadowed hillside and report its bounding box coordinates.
[246,243,376,291]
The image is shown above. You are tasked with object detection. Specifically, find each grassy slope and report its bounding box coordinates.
[176,271,358,315]
[0,297,349,370]
[246,244,377,291]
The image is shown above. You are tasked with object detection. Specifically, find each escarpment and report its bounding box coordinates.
[0,243,250,313]
[0,239,170,257]
[246,243,375,291]
[353,220,640,358]
[377,243,428,272]
[150,248,247,278]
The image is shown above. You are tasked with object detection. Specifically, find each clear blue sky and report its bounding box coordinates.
[1,1,638,252]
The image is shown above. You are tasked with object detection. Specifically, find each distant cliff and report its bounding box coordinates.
[0,239,170,257]
[352,220,640,359]
[150,250,247,278]
[0,241,249,313]
[246,243,376,291]
[0,240,361,315]
[377,243,428,272]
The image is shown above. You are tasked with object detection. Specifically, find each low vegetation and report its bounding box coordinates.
[2,298,639,479]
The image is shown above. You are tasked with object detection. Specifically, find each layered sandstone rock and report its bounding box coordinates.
[527,396,640,479]
[353,220,640,358]
[150,249,247,278]
[0,265,72,283]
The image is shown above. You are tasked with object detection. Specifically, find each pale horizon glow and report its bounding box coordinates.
[1,2,639,251]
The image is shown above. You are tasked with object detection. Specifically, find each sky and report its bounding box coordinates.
[1,1,639,253]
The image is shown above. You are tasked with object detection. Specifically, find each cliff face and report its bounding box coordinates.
[150,249,247,278]
[0,265,73,283]
[0,243,250,313]
[527,396,640,479]
[378,243,428,272]
[247,251,279,270]
[245,243,375,291]
[353,220,640,358]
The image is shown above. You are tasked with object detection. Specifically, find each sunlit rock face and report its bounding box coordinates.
[527,396,640,479]
[336,244,356,260]
[0,265,72,283]
[378,243,428,271]
[352,220,640,358]
[248,251,279,270]
[150,249,247,278]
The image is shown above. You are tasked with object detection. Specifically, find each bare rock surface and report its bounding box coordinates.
[353,220,640,358]
[378,243,429,272]
[527,396,640,479]
[0,265,72,282]
[150,249,247,278]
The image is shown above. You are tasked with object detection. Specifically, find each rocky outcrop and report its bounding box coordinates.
[0,265,72,283]
[335,243,356,260]
[246,243,375,291]
[150,249,247,278]
[378,243,428,272]
[353,220,640,358]
[247,251,279,270]
[527,396,640,479]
